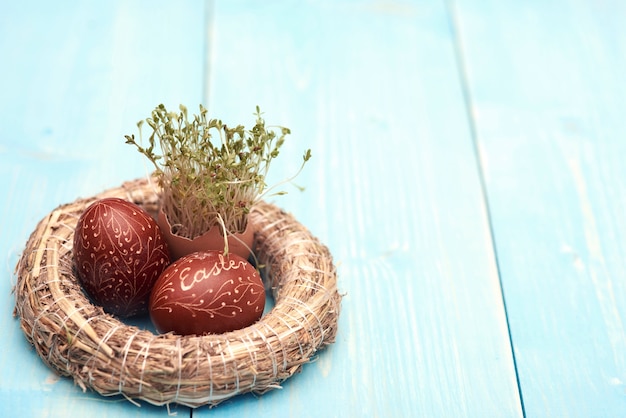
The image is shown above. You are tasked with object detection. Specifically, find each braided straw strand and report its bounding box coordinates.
[13,178,342,408]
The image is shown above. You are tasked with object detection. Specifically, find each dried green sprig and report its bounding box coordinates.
[125,104,311,239]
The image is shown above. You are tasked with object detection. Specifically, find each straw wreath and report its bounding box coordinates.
[13,177,341,408]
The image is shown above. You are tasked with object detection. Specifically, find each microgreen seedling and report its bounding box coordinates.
[125,104,310,239]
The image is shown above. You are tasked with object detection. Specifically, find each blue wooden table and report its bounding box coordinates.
[2,1,626,417]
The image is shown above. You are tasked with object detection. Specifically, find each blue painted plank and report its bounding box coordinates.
[195,1,522,417]
[0,1,206,416]
[452,0,626,416]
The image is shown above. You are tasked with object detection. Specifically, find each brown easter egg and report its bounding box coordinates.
[149,251,265,335]
[73,198,170,317]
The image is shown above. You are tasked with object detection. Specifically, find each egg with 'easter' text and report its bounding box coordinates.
[73,197,170,317]
[149,251,265,335]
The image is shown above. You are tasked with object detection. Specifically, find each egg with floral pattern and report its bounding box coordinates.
[149,251,265,335]
[73,198,170,317]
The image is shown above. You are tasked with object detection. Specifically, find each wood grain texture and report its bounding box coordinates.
[196,1,522,417]
[0,1,205,416]
[14,0,624,416]
[452,0,626,416]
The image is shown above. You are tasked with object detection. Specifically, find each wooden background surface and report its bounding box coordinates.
[2,1,626,417]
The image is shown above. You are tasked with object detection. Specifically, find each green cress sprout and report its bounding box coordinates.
[125,104,311,239]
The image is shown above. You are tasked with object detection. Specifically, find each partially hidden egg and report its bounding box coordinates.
[149,251,265,335]
[73,197,170,317]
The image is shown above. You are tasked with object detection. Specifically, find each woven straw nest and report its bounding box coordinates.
[13,178,341,408]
